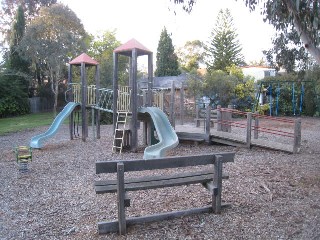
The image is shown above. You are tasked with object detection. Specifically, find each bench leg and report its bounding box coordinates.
[117,163,126,234]
[212,155,222,213]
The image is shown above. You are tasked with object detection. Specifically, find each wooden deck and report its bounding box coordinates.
[175,123,295,153]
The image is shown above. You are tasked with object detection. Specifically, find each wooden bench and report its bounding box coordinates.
[195,109,217,127]
[95,152,235,235]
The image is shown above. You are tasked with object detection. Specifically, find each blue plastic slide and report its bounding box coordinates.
[30,102,80,149]
[139,107,179,159]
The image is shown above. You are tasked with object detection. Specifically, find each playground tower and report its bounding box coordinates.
[68,53,100,142]
[113,39,153,152]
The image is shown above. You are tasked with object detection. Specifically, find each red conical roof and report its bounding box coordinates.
[69,53,99,66]
[114,38,152,56]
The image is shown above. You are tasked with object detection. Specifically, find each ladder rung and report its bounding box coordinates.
[113,110,130,153]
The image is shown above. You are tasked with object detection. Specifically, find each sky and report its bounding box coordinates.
[61,0,276,68]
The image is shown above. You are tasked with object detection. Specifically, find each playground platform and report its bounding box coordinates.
[175,123,296,154]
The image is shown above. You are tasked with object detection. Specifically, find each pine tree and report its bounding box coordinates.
[206,9,244,73]
[0,5,30,117]
[155,27,181,77]
[9,5,30,74]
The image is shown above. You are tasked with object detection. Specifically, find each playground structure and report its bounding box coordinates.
[177,105,301,154]
[29,40,179,159]
[29,39,303,156]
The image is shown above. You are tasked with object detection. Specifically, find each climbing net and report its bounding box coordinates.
[95,87,113,112]
[66,83,114,112]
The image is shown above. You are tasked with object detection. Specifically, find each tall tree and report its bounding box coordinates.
[0,0,57,46]
[206,9,244,73]
[177,40,205,73]
[8,5,30,74]
[0,5,30,117]
[174,0,320,65]
[88,30,128,87]
[155,27,181,77]
[18,3,88,115]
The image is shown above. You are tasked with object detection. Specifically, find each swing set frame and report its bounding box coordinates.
[253,80,313,116]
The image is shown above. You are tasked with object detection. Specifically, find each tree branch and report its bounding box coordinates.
[283,0,320,64]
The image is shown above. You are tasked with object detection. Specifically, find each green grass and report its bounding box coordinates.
[0,112,57,135]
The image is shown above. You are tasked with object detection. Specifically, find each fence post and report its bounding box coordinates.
[227,105,233,133]
[170,81,175,128]
[293,118,301,153]
[180,84,184,125]
[142,90,147,106]
[205,105,211,143]
[217,105,222,131]
[246,112,252,148]
[254,111,259,139]
[92,108,96,140]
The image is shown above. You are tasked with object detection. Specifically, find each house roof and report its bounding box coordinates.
[138,74,189,89]
[114,38,152,56]
[69,53,99,66]
[241,66,274,70]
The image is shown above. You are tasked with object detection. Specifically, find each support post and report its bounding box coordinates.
[147,53,153,107]
[92,109,95,140]
[212,155,222,213]
[217,105,222,131]
[95,65,101,139]
[205,105,211,143]
[293,118,301,154]
[227,105,233,133]
[170,81,175,128]
[254,111,259,139]
[113,53,119,132]
[143,120,147,145]
[246,112,252,148]
[117,163,126,235]
[195,104,200,127]
[68,64,74,140]
[81,62,87,142]
[180,84,184,125]
[130,49,138,152]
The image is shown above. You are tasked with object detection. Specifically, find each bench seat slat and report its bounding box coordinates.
[95,169,229,194]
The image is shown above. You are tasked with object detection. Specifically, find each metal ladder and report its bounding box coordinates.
[112,111,130,153]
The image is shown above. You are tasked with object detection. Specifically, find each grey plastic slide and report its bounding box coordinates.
[30,102,80,149]
[139,107,179,159]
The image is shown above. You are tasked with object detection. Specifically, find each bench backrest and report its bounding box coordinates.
[96,152,235,174]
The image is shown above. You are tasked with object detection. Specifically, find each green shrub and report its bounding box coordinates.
[256,104,270,115]
[0,72,30,117]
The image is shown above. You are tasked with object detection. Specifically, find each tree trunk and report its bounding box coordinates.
[53,67,60,118]
[284,0,320,64]
[49,67,58,117]
[54,77,58,117]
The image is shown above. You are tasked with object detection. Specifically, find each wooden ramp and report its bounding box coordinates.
[210,129,247,148]
[175,124,295,153]
[251,138,294,153]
